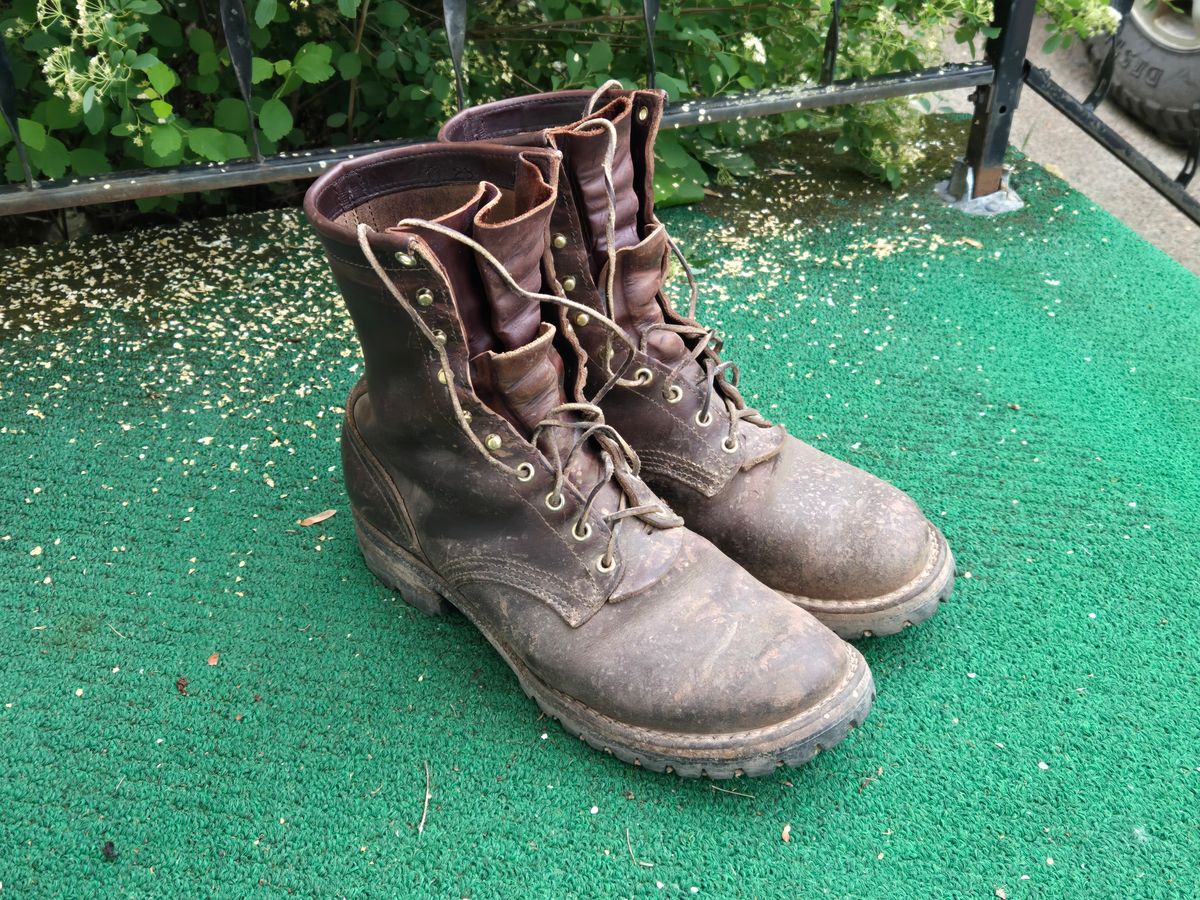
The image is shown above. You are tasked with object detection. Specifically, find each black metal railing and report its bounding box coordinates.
[0,0,1197,226]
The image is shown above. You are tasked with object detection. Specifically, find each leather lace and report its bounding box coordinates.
[531,403,661,567]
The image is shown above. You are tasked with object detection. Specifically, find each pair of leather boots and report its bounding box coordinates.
[303,84,954,779]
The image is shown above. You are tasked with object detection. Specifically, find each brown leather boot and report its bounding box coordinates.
[441,87,954,639]
[303,143,873,777]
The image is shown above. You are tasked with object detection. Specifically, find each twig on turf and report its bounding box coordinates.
[709,784,756,799]
[418,761,431,836]
[625,828,654,868]
[107,623,127,639]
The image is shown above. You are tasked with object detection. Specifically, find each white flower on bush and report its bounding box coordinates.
[741,33,767,65]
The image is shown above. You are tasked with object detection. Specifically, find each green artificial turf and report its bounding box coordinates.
[1,147,1198,897]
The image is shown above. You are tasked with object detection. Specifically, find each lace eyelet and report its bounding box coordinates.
[545,491,565,511]
[721,436,739,453]
[664,385,683,404]
[596,554,615,573]
[634,367,653,386]
[516,462,535,482]
[571,521,592,542]
[695,410,713,427]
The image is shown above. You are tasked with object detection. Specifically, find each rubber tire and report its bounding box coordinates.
[1086,11,1200,145]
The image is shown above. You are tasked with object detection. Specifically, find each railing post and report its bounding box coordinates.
[219,0,264,162]
[1179,107,1199,189]
[1083,0,1133,110]
[819,0,844,87]
[962,0,1036,197]
[443,0,467,112]
[642,0,659,90]
[0,37,35,190]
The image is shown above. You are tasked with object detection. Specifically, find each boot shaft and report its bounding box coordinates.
[439,89,785,499]
[441,87,695,368]
[304,142,682,626]
[304,143,559,407]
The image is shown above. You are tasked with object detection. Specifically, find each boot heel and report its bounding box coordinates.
[353,517,455,616]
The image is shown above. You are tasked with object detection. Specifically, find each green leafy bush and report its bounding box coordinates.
[1,0,1115,209]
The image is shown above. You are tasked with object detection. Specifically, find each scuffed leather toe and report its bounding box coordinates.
[494,530,861,735]
[767,438,932,602]
[660,435,936,604]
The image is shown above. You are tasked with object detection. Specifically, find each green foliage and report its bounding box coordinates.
[1,0,1115,208]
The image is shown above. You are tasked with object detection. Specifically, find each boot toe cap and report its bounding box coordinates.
[734,436,939,603]
[565,533,865,734]
[799,470,935,602]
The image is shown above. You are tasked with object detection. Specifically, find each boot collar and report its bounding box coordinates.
[440,88,662,145]
[304,142,562,270]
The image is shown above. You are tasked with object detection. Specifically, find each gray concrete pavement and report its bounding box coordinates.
[941,22,1199,274]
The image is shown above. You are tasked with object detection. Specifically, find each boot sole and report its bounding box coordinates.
[354,515,875,779]
[782,524,955,640]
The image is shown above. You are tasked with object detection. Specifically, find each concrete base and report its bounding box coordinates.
[936,158,1026,215]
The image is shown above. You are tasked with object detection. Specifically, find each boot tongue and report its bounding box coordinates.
[554,96,641,277]
[388,183,498,357]
[474,323,611,502]
[388,153,556,356]
[610,225,693,369]
[554,97,695,372]
[472,155,557,350]
[474,322,568,436]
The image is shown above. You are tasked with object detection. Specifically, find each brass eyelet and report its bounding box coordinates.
[571,521,592,542]
[574,312,590,328]
[633,367,653,386]
[561,275,577,292]
[637,107,649,122]
[664,385,683,404]
[552,233,568,250]
[395,251,417,268]
[695,410,713,427]
[596,554,616,573]
[721,436,739,453]
[436,370,447,385]
[432,329,447,344]
[485,434,502,451]
[545,491,565,511]
[516,462,535,482]
[416,288,434,307]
